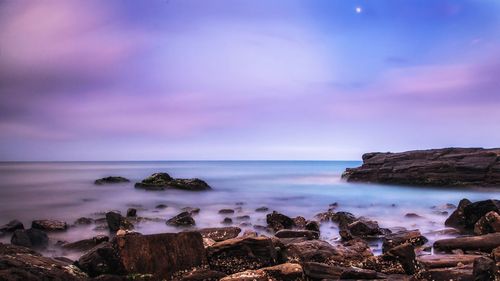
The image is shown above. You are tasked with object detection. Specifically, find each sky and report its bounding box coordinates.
[1,0,500,161]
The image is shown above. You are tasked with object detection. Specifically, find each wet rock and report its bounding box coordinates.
[384,243,418,274]
[126,208,137,217]
[305,221,320,232]
[62,235,109,252]
[167,212,196,227]
[0,243,87,281]
[94,176,130,185]
[342,219,384,240]
[177,268,227,281]
[198,227,241,242]
[77,242,124,277]
[219,209,235,214]
[32,219,67,231]
[445,198,472,231]
[220,263,303,281]
[382,229,428,253]
[11,228,49,248]
[331,211,357,228]
[221,217,233,225]
[292,216,307,229]
[463,199,500,229]
[418,254,482,269]
[472,256,496,281]
[155,204,168,209]
[405,213,423,218]
[474,211,500,235]
[105,212,133,232]
[135,172,211,191]
[266,211,294,232]
[236,215,250,221]
[419,265,474,281]
[314,210,335,222]
[302,262,344,280]
[206,236,277,274]
[275,229,320,240]
[182,207,200,214]
[255,207,269,212]
[0,219,24,232]
[434,233,500,253]
[75,217,93,225]
[341,147,500,187]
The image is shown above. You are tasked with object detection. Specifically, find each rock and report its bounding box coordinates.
[255,207,269,212]
[0,219,24,232]
[0,243,87,281]
[135,172,211,191]
[11,228,49,248]
[206,236,277,274]
[106,212,133,232]
[462,199,500,229]
[382,229,428,253]
[220,263,303,281]
[62,235,109,252]
[275,229,319,240]
[32,219,67,231]
[343,219,384,239]
[182,207,200,214]
[126,208,137,217]
[434,233,500,253]
[341,147,500,187]
[418,254,482,269]
[474,211,500,235]
[236,215,250,221]
[155,204,168,209]
[221,217,233,225]
[445,198,472,231]
[314,210,335,222]
[305,221,320,232]
[419,265,474,281]
[77,242,124,277]
[198,227,241,242]
[384,243,418,274]
[331,211,357,228]
[167,212,196,227]
[219,209,235,214]
[94,176,130,185]
[472,256,496,281]
[405,213,423,218]
[266,211,294,232]
[302,262,344,280]
[177,268,227,281]
[292,216,307,229]
[242,230,258,237]
[75,217,94,225]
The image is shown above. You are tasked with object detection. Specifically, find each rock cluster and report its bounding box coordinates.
[342,147,500,187]
[134,172,212,191]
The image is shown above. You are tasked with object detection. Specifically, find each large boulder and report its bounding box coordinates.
[446,199,500,233]
[94,176,130,185]
[135,173,211,191]
[342,147,500,187]
[11,228,49,248]
[0,243,87,281]
[206,236,277,274]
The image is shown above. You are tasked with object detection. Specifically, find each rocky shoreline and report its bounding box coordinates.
[342,148,500,187]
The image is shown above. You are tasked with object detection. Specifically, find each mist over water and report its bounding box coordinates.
[1,161,499,256]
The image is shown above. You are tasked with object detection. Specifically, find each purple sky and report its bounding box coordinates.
[1,0,500,160]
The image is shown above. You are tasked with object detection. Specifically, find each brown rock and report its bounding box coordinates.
[94,176,130,185]
[474,211,500,235]
[433,233,500,253]
[418,254,482,269]
[32,219,67,231]
[135,173,211,191]
[11,228,49,249]
[382,229,428,253]
[167,212,196,227]
[198,227,241,242]
[419,265,474,281]
[176,268,227,281]
[266,211,294,232]
[445,198,471,231]
[220,263,304,281]
[473,256,496,281]
[106,212,133,232]
[62,235,109,252]
[275,229,319,240]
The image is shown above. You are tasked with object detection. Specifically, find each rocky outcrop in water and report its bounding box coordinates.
[135,172,212,191]
[94,176,130,185]
[342,147,500,187]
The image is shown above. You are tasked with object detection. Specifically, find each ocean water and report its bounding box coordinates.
[0,161,499,257]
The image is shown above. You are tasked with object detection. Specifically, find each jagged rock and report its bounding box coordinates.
[135,173,211,191]
[167,212,196,226]
[331,212,357,228]
[62,235,109,252]
[105,212,133,232]
[206,236,277,274]
[275,229,319,240]
[382,229,428,253]
[342,219,385,240]
[434,233,500,253]
[32,219,67,231]
[94,176,130,185]
[302,262,344,280]
[342,147,500,187]
[11,228,48,248]
[474,211,500,235]
[445,198,472,231]
[266,211,294,232]
[0,243,87,281]
[198,227,241,242]
[220,263,304,281]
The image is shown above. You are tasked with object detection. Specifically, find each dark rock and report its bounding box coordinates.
[266,211,294,232]
[155,204,168,209]
[11,228,48,248]
[331,211,357,228]
[434,233,500,253]
[32,219,67,231]
[167,212,195,226]
[135,172,211,191]
[474,211,500,235]
[382,229,428,253]
[221,217,233,225]
[182,207,200,214]
[384,243,418,274]
[314,210,335,222]
[0,243,87,281]
[106,212,133,232]
[472,256,496,281]
[405,213,423,218]
[419,265,474,281]
[94,176,130,185]
[418,254,481,270]
[126,208,137,217]
[302,262,344,280]
[62,235,109,252]
[206,236,277,274]
[305,221,320,232]
[236,215,250,221]
[292,216,307,229]
[445,198,472,231]
[0,219,24,232]
[198,227,241,242]
[463,199,500,229]
[255,207,269,212]
[342,147,500,187]
[77,242,124,277]
[275,229,320,240]
[75,217,94,225]
[177,269,227,281]
[342,219,384,239]
[219,209,235,214]
[340,267,379,279]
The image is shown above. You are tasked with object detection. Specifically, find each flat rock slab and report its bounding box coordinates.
[342,147,500,187]
[417,254,482,269]
[433,233,500,253]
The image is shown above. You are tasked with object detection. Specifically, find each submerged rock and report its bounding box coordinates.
[135,172,211,191]
[94,176,130,185]
[342,147,500,187]
[167,212,196,226]
[11,228,49,248]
